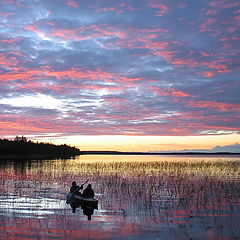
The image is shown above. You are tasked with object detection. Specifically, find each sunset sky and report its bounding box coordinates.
[0,0,239,151]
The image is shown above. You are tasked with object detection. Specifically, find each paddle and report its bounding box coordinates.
[81,179,90,187]
[73,179,90,193]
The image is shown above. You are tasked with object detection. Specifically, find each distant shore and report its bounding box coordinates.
[80,151,240,155]
[1,138,239,160]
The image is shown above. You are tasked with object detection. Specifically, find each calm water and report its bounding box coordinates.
[0,155,240,240]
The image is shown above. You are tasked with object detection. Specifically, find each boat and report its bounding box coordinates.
[66,193,98,209]
[66,192,98,220]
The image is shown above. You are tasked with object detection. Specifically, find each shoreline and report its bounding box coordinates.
[0,154,77,160]
[80,151,240,156]
[0,152,239,161]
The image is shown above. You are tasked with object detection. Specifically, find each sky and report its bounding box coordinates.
[0,0,239,151]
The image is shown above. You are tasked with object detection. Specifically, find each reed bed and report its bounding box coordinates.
[0,158,239,220]
[9,158,239,178]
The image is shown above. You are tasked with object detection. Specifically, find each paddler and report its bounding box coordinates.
[70,181,83,195]
[83,184,95,198]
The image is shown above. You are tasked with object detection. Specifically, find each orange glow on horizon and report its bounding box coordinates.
[27,134,240,152]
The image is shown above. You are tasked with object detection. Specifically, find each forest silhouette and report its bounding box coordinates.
[0,136,80,158]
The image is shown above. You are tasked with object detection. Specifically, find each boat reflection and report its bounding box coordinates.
[67,193,98,221]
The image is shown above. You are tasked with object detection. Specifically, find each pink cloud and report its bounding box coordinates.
[42,67,142,85]
[153,50,177,62]
[48,25,126,41]
[93,26,170,51]
[25,24,126,43]
[209,1,219,7]
[66,0,79,8]
[94,2,135,14]
[148,1,169,16]
[222,2,240,9]
[0,64,142,94]
[0,38,20,44]
[0,53,20,69]
[151,87,190,97]
[187,100,240,112]
[118,2,135,11]
[146,41,169,50]
[208,62,230,73]
[199,18,216,32]
[96,7,121,14]
[205,9,218,16]
[187,122,239,132]
[0,69,43,82]
[202,71,216,78]
[202,59,233,77]
[0,12,14,16]
[200,51,213,57]
[0,117,50,134]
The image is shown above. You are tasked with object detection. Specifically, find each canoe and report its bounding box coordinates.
[66,193,98,209]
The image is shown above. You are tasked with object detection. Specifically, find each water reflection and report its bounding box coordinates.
[66,193,98,220]
[0,155,239,239]
[0,195,66,217]
[69,199,98,220]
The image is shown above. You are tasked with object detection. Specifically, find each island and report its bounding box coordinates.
[0,136,81,159]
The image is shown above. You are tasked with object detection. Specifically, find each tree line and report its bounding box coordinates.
[0,136,81,157]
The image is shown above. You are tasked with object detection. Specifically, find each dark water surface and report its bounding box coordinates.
[0,155,240,240]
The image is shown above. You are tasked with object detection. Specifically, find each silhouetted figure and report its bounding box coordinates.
[70,181,83,195]
[83,184,95,198]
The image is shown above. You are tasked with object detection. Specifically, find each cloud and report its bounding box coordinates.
[0,0,239,137]
[0,94,63,109]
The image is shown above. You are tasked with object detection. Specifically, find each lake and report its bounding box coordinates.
[0,155,240,240]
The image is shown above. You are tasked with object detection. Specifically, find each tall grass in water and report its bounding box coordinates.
[51,159,239,209]
[54,159,240,217]
[0,158,239,218]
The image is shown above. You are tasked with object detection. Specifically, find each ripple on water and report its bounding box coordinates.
[0,195,67,218]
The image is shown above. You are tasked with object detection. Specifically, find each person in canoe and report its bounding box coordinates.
[70,181,83,195]
[83,184,95,198]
